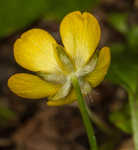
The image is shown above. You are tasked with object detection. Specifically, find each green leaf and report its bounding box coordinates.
[107,47,138,93]
[108,13,128,34]
[128,80,138,150]
[127,25,138,50]
[109,104,132,134]
[110,43,125,54]
[0,0,48,38]
[44,0,99,20]
[0,106,16,121]
[0,0,99,38]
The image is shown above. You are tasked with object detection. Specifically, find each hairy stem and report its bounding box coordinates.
[128,90,138,150]
[72,76,98,150]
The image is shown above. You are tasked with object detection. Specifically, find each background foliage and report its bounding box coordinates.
[0,0,98,38]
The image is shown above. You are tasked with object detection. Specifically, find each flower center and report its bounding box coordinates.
[37,46,98,101]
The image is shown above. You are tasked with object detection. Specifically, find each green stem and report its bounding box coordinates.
[72,76,98,150]
[128,90,138,150]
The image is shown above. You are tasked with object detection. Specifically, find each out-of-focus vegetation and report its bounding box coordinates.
[0,0,98,38]
[107,12,138,92]
[107,11,138,149]
[0,105,16,127]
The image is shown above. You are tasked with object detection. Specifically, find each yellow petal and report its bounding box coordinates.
[85,47,111,87]
[60,11,101,68]
[8,73,60,99]
[47,89,76,106]
[14,28,61,73]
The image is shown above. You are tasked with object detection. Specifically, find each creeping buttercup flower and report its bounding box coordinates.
[8,11,110,106]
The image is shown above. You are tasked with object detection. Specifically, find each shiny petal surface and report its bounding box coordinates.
[8,73,60,99]
[85,47,111,87]
[60,11,101,68]
[47,89,76,106]
[14,29,61,73]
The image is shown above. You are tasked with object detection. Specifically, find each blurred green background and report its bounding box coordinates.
[0,0,98,38]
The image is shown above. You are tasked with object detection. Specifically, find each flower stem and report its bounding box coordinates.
[128,90,138,150]
[72,76,98,150]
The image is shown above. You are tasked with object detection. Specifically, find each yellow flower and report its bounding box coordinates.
[8,11,110,106]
